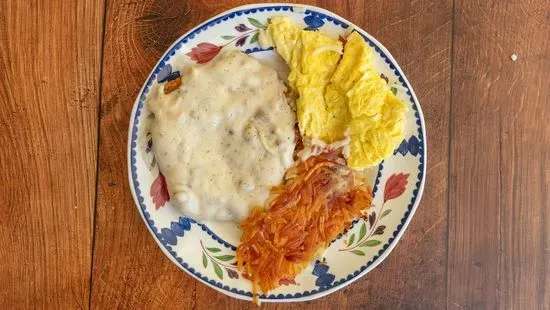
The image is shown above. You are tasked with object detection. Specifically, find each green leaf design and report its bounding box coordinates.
[214,255,235,262]
[391,86,398,95]
[380,209,392,219]
[350,250,365,256]
[221,35,235,40]
[206,247,221,253]
[361,239,382,247]
[348,233,356,246]
[212,260,223,280]
[248,17,265,28]
[250,32,260,44]
[358,223,367,241]
[202,252,208,268]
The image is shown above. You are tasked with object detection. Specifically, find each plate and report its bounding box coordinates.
[127,3,426,302]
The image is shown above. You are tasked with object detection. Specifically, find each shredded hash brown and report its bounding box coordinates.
[236,149,373,298]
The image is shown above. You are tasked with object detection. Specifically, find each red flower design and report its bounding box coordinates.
[186,43,222,64]
[384,173,409,202]
[151,172,170,209]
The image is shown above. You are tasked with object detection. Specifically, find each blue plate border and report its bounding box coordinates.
[128,4,426,301]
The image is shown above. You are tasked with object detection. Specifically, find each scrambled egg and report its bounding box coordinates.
[264,17,406,170]
[263,17,343,142]
[331,32,406,170]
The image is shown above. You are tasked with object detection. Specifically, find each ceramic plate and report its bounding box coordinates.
[128,3,426,302]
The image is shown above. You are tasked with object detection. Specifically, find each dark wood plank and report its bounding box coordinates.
[448,1,550,309]
[90,0,209,308]
[91,0,452,308]
[0,0,104,308]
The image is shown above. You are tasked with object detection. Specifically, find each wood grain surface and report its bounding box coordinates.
[448,1,550,309]
[0,0,104,308]
[90,0,452,309]
[0,0,548,309]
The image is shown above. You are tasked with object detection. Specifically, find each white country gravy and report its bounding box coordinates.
[148,51,296,222]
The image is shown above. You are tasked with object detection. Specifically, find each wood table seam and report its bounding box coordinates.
[88,0,109,309]
[446,0,456,309]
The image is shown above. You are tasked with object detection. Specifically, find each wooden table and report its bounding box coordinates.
[1,0,548,309]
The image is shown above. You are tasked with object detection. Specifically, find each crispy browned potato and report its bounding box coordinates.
[163,77,182,94]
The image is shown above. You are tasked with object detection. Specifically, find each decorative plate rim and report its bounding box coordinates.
[127,3,427,302]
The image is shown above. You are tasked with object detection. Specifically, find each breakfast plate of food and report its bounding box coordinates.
[128,3,426,303]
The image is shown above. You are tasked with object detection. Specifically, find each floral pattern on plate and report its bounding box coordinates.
[187,17,266,64]
[128,4,426,302]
